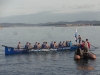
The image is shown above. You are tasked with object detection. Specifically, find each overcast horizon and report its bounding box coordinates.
[0,0,100,24]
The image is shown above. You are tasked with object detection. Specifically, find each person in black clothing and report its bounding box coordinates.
[58,41,62,48]
[34,42,38,49]
[25,42,29,49]
[50,41,54,48]
[78,35,82,44]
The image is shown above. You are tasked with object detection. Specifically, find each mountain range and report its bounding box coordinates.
[0,20,100,27]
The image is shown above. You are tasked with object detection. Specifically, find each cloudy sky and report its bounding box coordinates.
[0,0,100,23]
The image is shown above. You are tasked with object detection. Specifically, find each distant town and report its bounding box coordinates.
[0,21,100,28]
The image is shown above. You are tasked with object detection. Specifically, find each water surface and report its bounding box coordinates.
[0,26,100,75]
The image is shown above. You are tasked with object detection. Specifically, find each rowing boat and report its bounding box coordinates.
[2,45,78,55]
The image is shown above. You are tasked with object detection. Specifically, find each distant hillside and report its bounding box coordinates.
[0,21,100,27]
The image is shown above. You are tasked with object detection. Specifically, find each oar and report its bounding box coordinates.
[91,45,99,49]
[2,45,15,48]
[2,45,25,49]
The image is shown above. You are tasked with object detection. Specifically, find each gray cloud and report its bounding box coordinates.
[69,4,95,9]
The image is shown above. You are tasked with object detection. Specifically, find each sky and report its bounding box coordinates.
[0,0,100,23]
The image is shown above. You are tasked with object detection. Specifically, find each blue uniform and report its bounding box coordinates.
[50,43,54,48]
[34,45,38,49]
[25,45,28,49]
[58,43,62,48]
[69,42,72,47]
[41,44,46,49]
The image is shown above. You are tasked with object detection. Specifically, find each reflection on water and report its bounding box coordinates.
[75,59,96,71]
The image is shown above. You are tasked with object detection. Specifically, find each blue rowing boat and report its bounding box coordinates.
[2,45,78,55]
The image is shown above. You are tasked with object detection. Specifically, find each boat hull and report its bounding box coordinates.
[4,45,78,55]
[74,52,96,60]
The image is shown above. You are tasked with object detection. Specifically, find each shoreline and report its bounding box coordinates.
[0,25,98,28]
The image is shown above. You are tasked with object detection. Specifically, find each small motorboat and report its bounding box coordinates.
[74,52,96,60]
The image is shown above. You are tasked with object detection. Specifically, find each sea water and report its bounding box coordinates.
[0,26,100,75]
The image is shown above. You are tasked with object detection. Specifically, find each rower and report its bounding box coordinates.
[17,42,22,49]
[58,41,62,48]
[54,41,58,48]
[68,41,73,47]
[34,42,38,49]
[25,42,29,49]
[28,43,33,50]
[65,40,68,47]
[50,41,54,49]
[45,42,49,49]
[41,42,46,49]
[37,43,41,49]
[62,41,66,47]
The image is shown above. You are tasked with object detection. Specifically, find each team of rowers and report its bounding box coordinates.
[17,41,73,50]
[17,35,91,53]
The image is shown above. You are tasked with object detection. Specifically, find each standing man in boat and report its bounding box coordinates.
[84,39,90,52]
[78,35,82,44]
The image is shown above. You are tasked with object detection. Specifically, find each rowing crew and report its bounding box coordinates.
[17,41,73,50]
